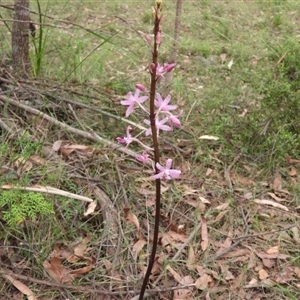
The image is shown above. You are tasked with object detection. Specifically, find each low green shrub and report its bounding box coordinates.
[0,190,54,227]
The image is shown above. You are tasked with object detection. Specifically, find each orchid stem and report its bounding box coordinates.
[138,3,162,300]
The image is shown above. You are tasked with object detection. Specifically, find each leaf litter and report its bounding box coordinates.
[2,2,300,300]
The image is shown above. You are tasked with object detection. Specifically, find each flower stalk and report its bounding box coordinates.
[116,1,182,299]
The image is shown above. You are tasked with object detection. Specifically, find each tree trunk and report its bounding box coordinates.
[12,0,31,77]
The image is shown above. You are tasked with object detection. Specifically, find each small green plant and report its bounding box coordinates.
[31,0,49,77]
[0,190,54,227]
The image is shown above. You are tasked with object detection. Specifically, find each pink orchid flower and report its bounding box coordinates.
[156,63,176,79]
[168,110,183,128]
[151,159,181,180]
[116,126,134,146]
[121,89,148,117]
[135,151,150,164]
[155,93,177,113]
[117,126,154,151]
[144,116,172,136]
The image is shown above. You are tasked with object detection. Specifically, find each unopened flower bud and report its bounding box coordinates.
[149,63,156,73]
[156,31,162,46]
[135,84,147,92]
[164,63,176,73]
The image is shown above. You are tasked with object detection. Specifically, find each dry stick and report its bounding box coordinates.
[233,224,296,241]
[0,117,12,133]
[0,267,193,296]
[224,152,242,191]
[0,76,186,152]
[0,95,138,159]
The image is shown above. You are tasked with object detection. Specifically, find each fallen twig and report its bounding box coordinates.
[233,224,296,241]
[224,152,242,190]
[0,94,139,159]
[1,184,93,203]
[0,267,194,296]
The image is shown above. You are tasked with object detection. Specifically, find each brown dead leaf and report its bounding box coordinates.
[244,278,275,288]
[196,265,206,276]
[60,144,92,157]
[216,232,232,254]
[173,276,194,300]
[218,263,235,280]
[285,154,300,165]
[151,256,161,275]
[132,238,146,260]
[52,140,63,152]
[43,257,74,283]
[160,214,185,234]
[195,273,213,290]
[244,192,252,199]
[84,201,97,216]
[267,192,286,202]
[222,248,249,258]
[145,198,156,207]
[235,174,254,185]
[136,188,155,195]
[211,210,228,223]
[220,53,226,64]
[184,199,206,211]
[294,267,300,278]
[238,109,248,117]
[199,196,210,204]
[2,274,37,300]
[53,242,73,260]
[103,259,112,270]
[30,155,46,165]
[258,269,269,280]
[266,245,279,255]
[201,217,209,251]
[69,256,95,278]
[254,199,288,211]
[123,207,140,231]
[215,203,229,211]
[230,272,244,290]
[256,252,289,260]
[43,255,95,284]
[167,231,188,243]
[289,167,297,177]
[72,234,92,260]
[186,246,196,270]
[43,235,95,283]
[166,265,182,283]
[291,226,300,243]
[14,157,33,175]
[261,258,275,268]
[272,173,282,190]
[206,168,213,177]
[181,184,199,196]
[272,267,294,284]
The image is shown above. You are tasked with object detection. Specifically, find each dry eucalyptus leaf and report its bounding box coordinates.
[258,269,269,280]
[132,238,146,260]
[254,199,288,211]
[266,246,279,255]
[201,217,208,251]
[123,207,140,231]
[2,274,37,300]
[195,274,213,290]
[84,201,97,216]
